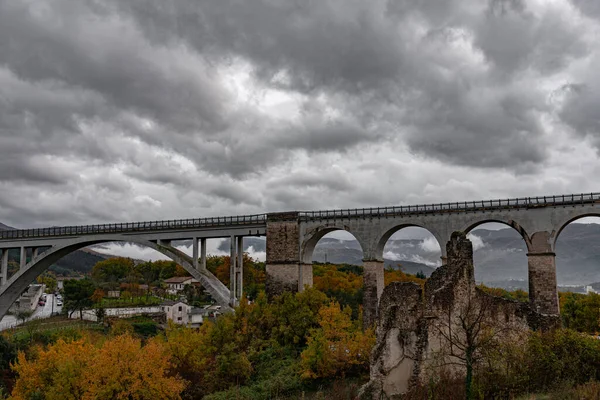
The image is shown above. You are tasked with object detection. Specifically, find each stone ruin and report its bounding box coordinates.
[359,232,559,399]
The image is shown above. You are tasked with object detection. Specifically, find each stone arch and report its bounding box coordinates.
[0,235,231,319]
[375,224,445,263]
[553,213,600,250]
[301,226,365,265]
[463,219,532,251]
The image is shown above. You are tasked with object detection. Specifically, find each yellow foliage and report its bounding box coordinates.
[84,335,185,399]
[11,334,186,400]
[300,301,375,379]
[384,268,426,287]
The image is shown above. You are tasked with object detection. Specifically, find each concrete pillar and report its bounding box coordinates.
[200,238,207,270]
[192,237,199,269]
[265,212,303,297]
[158,239,172,247]
[299,263,313,292]
[230,235,237,307]
[527,231,559,315]
[236,237,244,300]
[0,249,8,286]
[363,260,384,327]
[19,247,26,270]
[32,247,39,259]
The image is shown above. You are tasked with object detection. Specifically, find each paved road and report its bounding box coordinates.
[0,293,63,331]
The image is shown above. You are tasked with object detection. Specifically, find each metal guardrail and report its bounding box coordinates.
[0,214,267,240]
[298,192,600,221]
[1,193,599,240]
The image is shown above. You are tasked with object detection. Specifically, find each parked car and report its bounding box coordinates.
[56,300,63,306]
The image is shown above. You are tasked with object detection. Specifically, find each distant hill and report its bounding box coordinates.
[0,222,15,230]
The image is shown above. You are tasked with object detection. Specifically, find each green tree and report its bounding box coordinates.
[63,279,96,320]
[15,310,33,326]
[91,257,134,288]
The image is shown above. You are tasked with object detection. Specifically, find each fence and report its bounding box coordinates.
[0,213,267,240]
[299,192,600,221]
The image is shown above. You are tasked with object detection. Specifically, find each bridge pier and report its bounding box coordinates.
[230,235,237,306]
[236,236,243,301]
[528,231,559,315]
[363,260,384,327]
[19,247,26,270]
[193,237,199,269]
[200,238,207,270]
[265,212,306,297]
[0,249,8,286]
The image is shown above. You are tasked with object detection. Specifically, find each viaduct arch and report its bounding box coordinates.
[3,192,600,327]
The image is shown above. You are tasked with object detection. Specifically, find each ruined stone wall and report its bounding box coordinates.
[360,232,559,399]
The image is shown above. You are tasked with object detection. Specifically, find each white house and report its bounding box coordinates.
[163,276,198,295]
[161,300,203,327]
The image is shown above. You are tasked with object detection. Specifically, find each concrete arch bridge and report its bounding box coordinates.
[2,192,600,324]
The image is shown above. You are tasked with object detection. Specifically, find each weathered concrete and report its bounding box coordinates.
[363,260,384,328]
[359,232,559,399]
[0,235,233,319]
[0,250,7,286]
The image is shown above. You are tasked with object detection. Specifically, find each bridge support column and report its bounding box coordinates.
[230,235,238,307]
[266,212,304,298]
[527,231,559,315]
[19,247,26,270]
[32,248,39,259]
[200,238,207,270]
[299,263,313,292]
[363,260,384,327]
[192,238,199,269]
[528,252,559,314]
[236,237,243,301]
[0,249,8,286]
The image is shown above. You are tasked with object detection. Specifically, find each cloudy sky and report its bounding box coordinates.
[1,0,600,230]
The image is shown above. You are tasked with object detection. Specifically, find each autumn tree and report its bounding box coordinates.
[37,273,58,293]
[10,335,186,400]
[301,301,375,379]
[83,335,185,399]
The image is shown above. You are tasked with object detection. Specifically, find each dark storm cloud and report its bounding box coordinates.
[105,0,587,168]
[0,0,599,228]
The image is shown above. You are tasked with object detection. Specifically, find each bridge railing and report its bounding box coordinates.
[0,214,267,240]
[298,192,600,221]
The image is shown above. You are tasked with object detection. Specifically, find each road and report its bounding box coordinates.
[0,293,63,331]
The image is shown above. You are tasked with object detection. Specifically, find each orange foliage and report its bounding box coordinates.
[313,267,363,295]
[11,335,186,400]
[300,302,375,379]
[384,268,426,287]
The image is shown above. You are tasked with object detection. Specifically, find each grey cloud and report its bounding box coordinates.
[0,0,599,230]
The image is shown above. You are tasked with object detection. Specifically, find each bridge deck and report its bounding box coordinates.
[1,192,598,240]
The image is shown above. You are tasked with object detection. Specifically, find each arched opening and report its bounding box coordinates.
[379,226,442,279]
[306,229,364,318]
[465,221,529,297]
[310,230,364,266]
[554,215,600,291]
[0,236,231,322]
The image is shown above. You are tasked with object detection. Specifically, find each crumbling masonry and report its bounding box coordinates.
[359,232,559,399]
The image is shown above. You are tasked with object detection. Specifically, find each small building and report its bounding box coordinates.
[163,276,198,295]
[9,284,45,313]
[161,300,203,327]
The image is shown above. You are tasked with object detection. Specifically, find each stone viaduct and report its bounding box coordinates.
[1,192,599,323]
